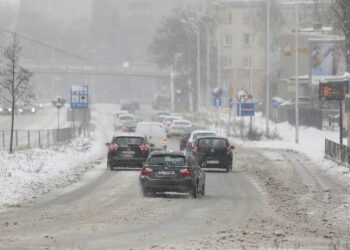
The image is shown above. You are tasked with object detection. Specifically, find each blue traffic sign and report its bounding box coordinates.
[237,103,255,117]
[214,98,222,107]
[70,85,89,109]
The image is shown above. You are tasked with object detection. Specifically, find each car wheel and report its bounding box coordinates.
[107,163,113,171]
[190,185,198,198]
[200,184,205,196]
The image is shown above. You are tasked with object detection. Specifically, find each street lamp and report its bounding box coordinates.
[295,0,300,144]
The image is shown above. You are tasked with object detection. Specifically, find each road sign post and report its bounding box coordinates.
[319,80,349,144]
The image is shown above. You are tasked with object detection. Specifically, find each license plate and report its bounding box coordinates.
[122,151,135,157]
[158,171,175,176]
[207,160,219,164]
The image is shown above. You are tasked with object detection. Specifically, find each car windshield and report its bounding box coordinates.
[148,155,186,166]
[198,138,227,149]
[193,133,216,141]
[113,137,144,146]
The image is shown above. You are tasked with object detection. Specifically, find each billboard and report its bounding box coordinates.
[310,40,346,85]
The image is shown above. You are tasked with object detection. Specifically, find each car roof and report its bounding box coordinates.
[137,121,164,126]
[149,151,186,157]
[113,133,145,138]
[191,130,216,134]
[195,136,229,141]
[173,119,191,123]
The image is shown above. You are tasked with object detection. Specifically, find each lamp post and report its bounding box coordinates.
[295,0,300,144]
[266,0,271,136]
[52,97,66,141]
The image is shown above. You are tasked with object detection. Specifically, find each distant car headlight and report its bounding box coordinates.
[31,107,36,113]
[8,108,11,112]
[39,104,43,108]
[19,108,23,113]
[0,108,3,112]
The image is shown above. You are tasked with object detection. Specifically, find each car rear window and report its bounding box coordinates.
[193,133,216,140]
[198,138,228,149]
[113,137,144,146]
[174,121,190,126]
[119,116,133,120]
[148,155,186,166]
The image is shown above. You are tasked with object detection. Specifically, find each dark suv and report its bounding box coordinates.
[106,135,152,170]
[139,151,205,198]
[191,136,234,173]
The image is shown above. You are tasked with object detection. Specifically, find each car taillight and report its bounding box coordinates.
[109,146,119,151]
[171,126,176,129]
[180,169,192,176]
[187,142,192,147]
[141,168,153,175]
[140,147,149,151]
[227,146,232,154]
[182,135,189,139]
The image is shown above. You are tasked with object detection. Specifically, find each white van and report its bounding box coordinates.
[135,122,167,150]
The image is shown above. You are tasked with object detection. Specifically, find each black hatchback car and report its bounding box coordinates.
[191,136,234,173]
[106,135,152,170]
[139,151,205,198]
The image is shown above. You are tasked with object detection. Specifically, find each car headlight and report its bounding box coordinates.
[19,108,23,113]
[0,108,3,112]
[39,104,43,108]
[31,108,36,112]
[8,108,11,112]
[163,139,168,145]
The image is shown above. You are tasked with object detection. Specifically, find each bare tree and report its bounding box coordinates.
[332,0,350,72]
[0,34,34,153]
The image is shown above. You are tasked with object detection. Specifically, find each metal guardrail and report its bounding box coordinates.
[325,139,350,167]
[0,126,81,150]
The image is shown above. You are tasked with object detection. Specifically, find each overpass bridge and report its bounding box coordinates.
[21,60,170,79]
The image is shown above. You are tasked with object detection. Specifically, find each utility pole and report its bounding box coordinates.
[295,0,300,144]
[196,23,201,111]
[266,0,270,136]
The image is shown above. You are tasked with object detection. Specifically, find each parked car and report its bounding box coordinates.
[191,136,234,173]
[135,122,167,150]
[114,114,135,131]
[106,134,152,170]
[139,151,205,198]
[167,120,192,137]
[186,130,217,153]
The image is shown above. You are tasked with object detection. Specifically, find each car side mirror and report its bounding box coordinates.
[150,143,155,148]
[105,142,111,147]
[231,145,235,150]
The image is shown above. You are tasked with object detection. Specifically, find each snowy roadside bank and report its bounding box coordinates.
[0,104,115,209]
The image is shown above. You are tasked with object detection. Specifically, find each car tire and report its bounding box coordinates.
[190,185,198,198]
[226,164,232,173]
[107,163,113,171]
[200,184,205,196]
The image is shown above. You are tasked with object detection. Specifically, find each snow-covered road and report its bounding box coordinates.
[0,105,349,249]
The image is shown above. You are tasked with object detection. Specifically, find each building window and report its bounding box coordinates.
[223,56,232,70]
[243,9,252,24]
[243,56,251,69]
[243,33,252,47]
[224,11,233,24]
[223,34,232,47]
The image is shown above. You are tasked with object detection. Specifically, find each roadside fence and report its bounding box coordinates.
[0,126,82,150]
[325,139,350,167]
